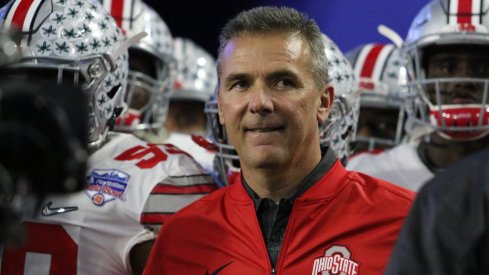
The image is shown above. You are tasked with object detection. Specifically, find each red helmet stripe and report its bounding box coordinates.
[359,44,384,78]
[9,0,35,31]
[110,0,124,28]
[457,0,473,24]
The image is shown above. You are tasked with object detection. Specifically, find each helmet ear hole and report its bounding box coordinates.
[107,85,121,99]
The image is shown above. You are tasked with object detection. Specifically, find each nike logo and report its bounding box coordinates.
[206,261,233,275]
[41,202,78,216]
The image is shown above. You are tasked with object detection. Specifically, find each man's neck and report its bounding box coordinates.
[241,151,322,202]
[419,133,489,170]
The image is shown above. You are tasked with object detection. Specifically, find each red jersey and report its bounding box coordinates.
[144,160,414,275]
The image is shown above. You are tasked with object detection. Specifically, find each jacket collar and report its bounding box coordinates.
[232,147,341,205]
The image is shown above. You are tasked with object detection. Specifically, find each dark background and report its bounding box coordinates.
[145,0,428,57]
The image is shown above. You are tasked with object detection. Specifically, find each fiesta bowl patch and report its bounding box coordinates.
[85,169,129,206]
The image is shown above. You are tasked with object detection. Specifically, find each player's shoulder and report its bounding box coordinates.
[346,168,415,205]
[346,142,417,171]
[166,185,229,218]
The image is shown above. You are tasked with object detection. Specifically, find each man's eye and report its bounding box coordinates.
[476,64,489,75]
[276,79,294,88]
[439,62,454,74]
[230,80,249,90]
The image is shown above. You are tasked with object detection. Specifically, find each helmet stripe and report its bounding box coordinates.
[110,0,124,29]
[359,44,384,79]
[457,0,473,25]
[11,0,33,31]
[471,0,482,25]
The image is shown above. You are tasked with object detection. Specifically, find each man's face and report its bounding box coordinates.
[355,106,400,152]
[126,50,159,110]
[218,34,331,170]
[424,45,489,105]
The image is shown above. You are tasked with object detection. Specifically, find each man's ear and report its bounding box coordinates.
[317,84,334,123]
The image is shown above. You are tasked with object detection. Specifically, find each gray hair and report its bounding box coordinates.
[217,6,328,89]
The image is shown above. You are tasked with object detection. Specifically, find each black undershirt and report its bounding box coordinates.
[242,147,337,268]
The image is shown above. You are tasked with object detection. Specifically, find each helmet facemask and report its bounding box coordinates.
[116,48,172,132]
[406,43,489,141]
[205,94,240,186]
[403,0,489,141]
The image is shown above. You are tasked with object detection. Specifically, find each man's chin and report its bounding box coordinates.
[245,151,284,169]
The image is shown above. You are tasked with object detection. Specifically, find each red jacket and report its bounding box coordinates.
[144,160,414,275]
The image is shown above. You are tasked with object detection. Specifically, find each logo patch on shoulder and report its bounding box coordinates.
[85,169,129,206]
[311,245,359,275]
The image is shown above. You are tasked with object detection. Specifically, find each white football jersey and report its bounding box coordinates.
[346,141,434,191]
[0,133,217,275]
[165,133,215,174]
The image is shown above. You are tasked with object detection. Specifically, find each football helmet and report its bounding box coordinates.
[205,93,239,186]
[346,43,406,152]
[319,33,359,161]
[101,0,176,132]
[0,30,19,67]
[0,0,129,149]
[172,37,217,103]
[403,0,489,140]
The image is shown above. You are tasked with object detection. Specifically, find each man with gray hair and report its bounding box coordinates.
[144,6,413,274]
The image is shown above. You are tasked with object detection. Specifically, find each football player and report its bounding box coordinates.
[346,43,406,154]
[0,1,216,274]
[347,0,489,191]
[165,37,218,174]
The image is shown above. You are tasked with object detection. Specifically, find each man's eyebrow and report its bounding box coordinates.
[266,70,300,82]
[223,73,249,85]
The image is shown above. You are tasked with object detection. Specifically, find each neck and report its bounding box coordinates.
[241,149,322,202]
[420,133,489,169]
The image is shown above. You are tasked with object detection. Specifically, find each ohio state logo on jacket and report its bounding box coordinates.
[312,245,359,275]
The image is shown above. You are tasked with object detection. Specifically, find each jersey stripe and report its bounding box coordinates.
[144,193,206,213]
[165,174,214,186]
[140,213,173,225]
[152,183,218,195]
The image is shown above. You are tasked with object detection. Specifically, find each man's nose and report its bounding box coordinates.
[249,84,274,115]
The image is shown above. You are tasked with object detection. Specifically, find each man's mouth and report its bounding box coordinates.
[448,91,478,104]
[246,126,284,133]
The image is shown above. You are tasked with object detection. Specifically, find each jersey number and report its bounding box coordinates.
[1,222,77,275]
[114,144,188,169]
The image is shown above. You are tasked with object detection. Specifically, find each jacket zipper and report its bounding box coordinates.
[273,201,297,275]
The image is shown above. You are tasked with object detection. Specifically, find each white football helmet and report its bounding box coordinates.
[0,0,129,149]
[172,37,217,103]
[0,30,19,66]
[404,0,489,140]
[319,33,359,161]
[346,43,406,151]
[205,93,239,186]
[101,0,176,132]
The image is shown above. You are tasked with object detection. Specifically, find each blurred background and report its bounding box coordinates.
[146,0,428,56]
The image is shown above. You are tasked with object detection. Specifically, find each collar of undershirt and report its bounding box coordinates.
[242,147,337,211]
